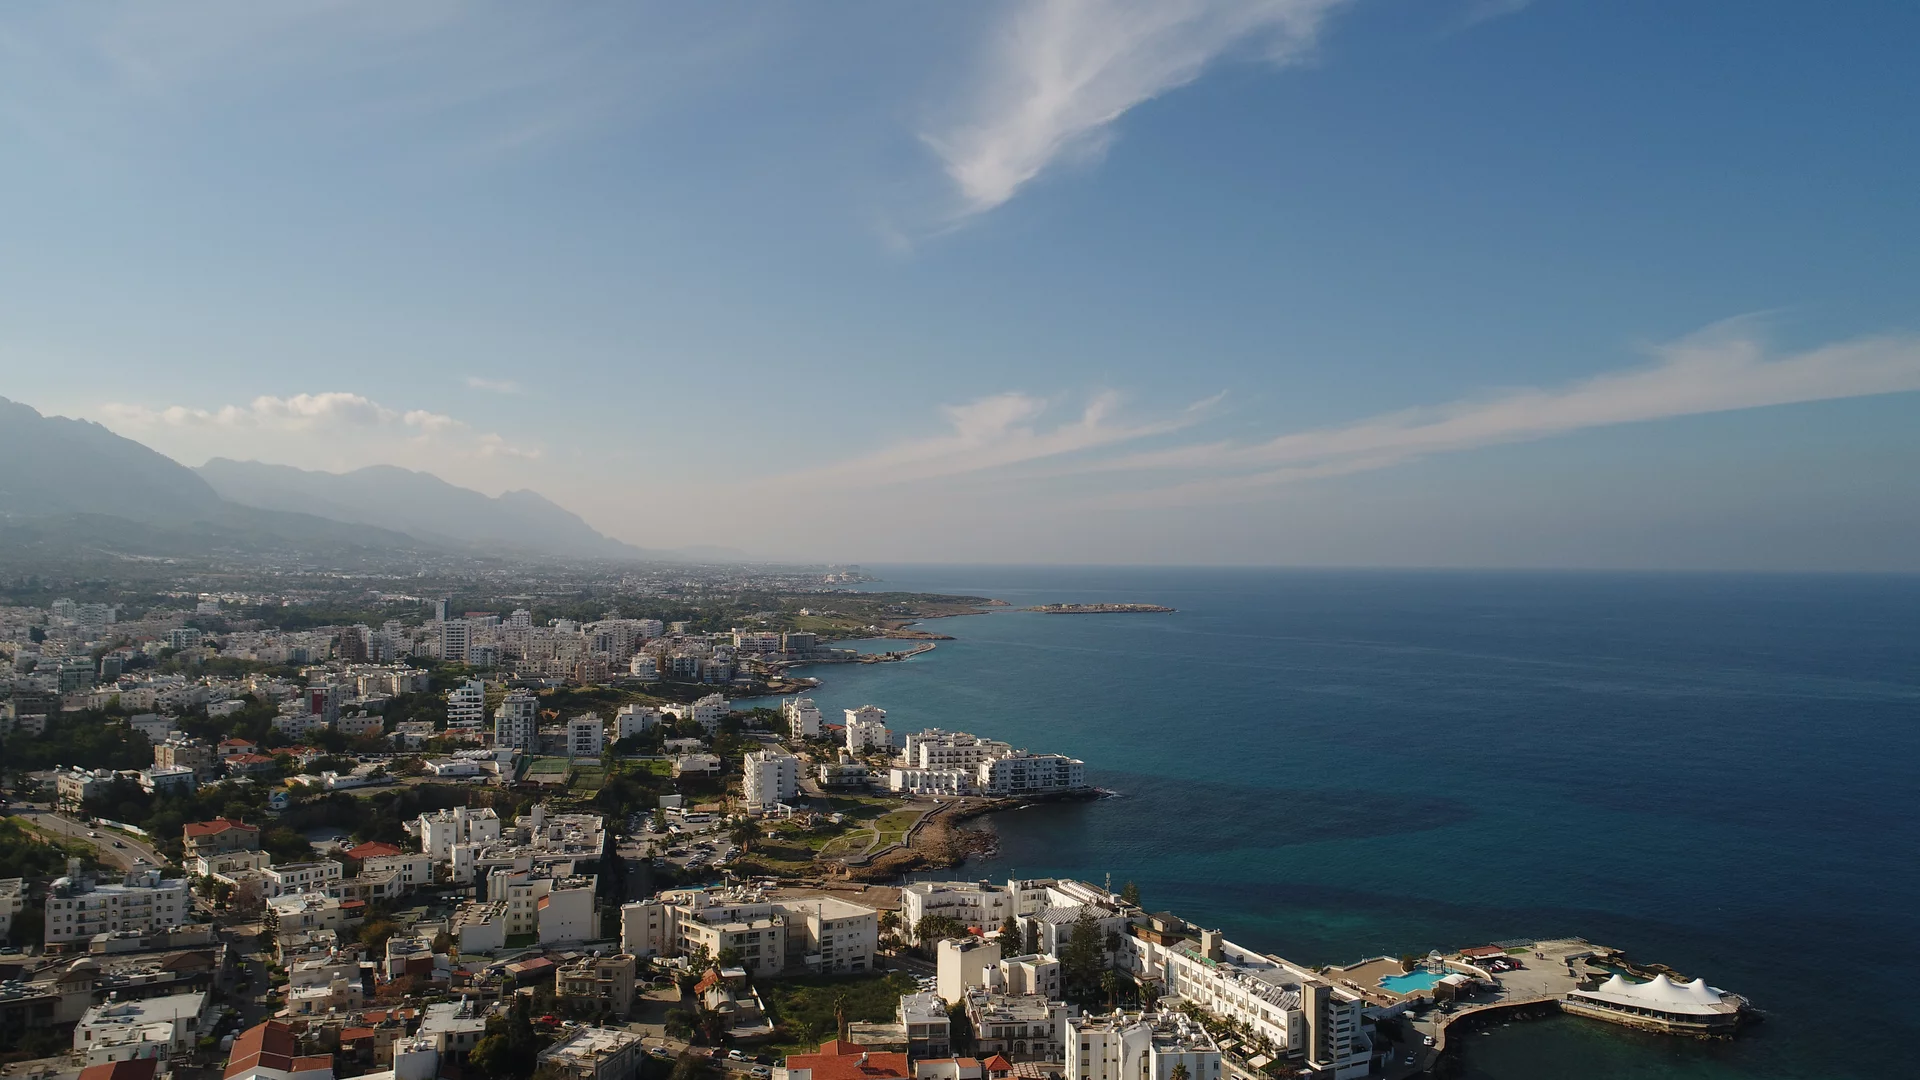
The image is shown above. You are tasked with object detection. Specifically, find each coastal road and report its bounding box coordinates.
[12,806,167,871]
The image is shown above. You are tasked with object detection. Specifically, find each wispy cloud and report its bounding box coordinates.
[98,390,540,460]
[1090,320,1920,505]
[102,391,458,433]
[922,0,1348,218]
[464,376,522,395]
[782,390,1221,488]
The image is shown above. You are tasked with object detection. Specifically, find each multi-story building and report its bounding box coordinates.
[416,807,501,863]
[222,1020,337,1080]
[743,750,799,809]
[900,993,952,1060]
[1065,1011,1221,1080]
[73,990,212,1067]
[845,705,889,752]
[615,704,662,740]
[568,714,605,759]
[44,864,191,947]
[155,737,218,781]
[536,1025,646,1080]
[783,697,823,739]
[937,938,1002,1004]
[966,992,1076,1063]
[905,881,1019,937]
[55,768,122,810]
[688,693,730,732]
[437,621,470,663]
[620,888,878,975]
[138,766,198,796]
[0,879,23,942]
[901,730,1013,771]
[494,691,538,752]
[977,752,1085,796]
[556,953,638,1019]
[447,679,485,728]
[261,862,344,899]
[1117,916,1370,1080]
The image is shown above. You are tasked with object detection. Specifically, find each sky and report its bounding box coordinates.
[2,0,1918,569]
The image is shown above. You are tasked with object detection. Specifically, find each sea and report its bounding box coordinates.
[748,565,1920,1080]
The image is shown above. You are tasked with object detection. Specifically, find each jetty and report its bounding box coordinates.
[1023,602,1176,613]
[1324,938,1752,1076]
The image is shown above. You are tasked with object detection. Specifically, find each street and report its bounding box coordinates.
[12,805,167,871]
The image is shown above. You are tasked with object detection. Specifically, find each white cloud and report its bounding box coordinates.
[781,389,1221,488]
[922,0,1347,217]
[1091,320,1920,506]
[463,376,522,395]
[102,391,458,433]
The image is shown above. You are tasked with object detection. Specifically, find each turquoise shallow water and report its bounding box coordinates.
[749,566,1920,1080]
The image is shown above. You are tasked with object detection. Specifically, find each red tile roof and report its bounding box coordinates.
[184,817,258,837]
[80,1062,159,1080]
[345,842,403,861]
[339,1027,375,1042]
[983,1057,1012,1074]
[224,1020,297,1079]
[787,1041,910,1080]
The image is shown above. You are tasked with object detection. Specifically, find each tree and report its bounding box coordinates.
[729,820,759,853]
[1024,920,1041,957]
[947,1000,975,1055]
[999,912,1020,948]
[359,919,401,952]
[717,946,743,970]
[1120,881,1141,908]
[1171,1065,1190,1080]
[1062,908,1105,1002]
[1101,970,1118,1007]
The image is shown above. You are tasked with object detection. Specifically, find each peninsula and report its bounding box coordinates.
[1024,602,1176,613]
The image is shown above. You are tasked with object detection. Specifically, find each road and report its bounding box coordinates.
[12,806,167,871]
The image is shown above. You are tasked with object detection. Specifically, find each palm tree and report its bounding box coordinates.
[1100,970,1118,1007]
[1170,1065,1190,1080]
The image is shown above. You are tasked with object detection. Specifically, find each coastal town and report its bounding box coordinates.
[0,578,1750,1080]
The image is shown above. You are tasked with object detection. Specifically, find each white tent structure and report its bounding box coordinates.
[1564,973,1742,1034]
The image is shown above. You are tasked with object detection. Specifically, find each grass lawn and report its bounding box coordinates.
[872,809,922,848]
[760,971,916,1054]
[570,765,608,795]
[631,759,674,778]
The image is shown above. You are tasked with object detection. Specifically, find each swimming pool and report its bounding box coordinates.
[1380,969,1449,995]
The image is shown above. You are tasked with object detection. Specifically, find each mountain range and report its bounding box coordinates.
[0,397,725,563]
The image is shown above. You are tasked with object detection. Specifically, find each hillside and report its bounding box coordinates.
[197,458,647,560]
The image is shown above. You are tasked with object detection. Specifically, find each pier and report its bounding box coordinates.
[1329,938,1753,1076]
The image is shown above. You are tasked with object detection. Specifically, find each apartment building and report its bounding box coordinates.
[495,691,538,752]
[782,697,823,739]
[966,992,1076,1063]
[743,750,800,809]
[556,953,639,1019]
[45,865,190,947]
[844,706,889,751]
[620,888,878,975]
[536,1025,645,1080]
[1065,1011,1221,1080]
[568,714,605,759]
[261,862,344,899]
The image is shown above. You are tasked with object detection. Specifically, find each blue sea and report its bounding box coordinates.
[752,566,1920,1080]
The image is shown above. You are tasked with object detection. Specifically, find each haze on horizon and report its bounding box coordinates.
[2,1,1917,571]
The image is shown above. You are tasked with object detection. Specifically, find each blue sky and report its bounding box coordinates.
[2,1,1917,568]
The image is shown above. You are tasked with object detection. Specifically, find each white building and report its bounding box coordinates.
[902,729,1013,771]
[689,693,730,732]
[417,807,502,862]
[742,749,800,810]
[537,1025,645,1080]
[937,937,1001,1005]
[568,714,605,760]
[495,691,538,752]
[783,697,823,739]
[0,878,23,942]
[978,752,1086,796]
[438,620,470,662]
[845,705,889,752]
[261,861,345,898]
[74,990,211,1067]
[620,887,878,975]
[448,678,486,729]
[615,704,662,740]
[44,864,191,946]
[1066,1011,1220,1080]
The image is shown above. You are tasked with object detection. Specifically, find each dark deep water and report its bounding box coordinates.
[751,566,1920,1080]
